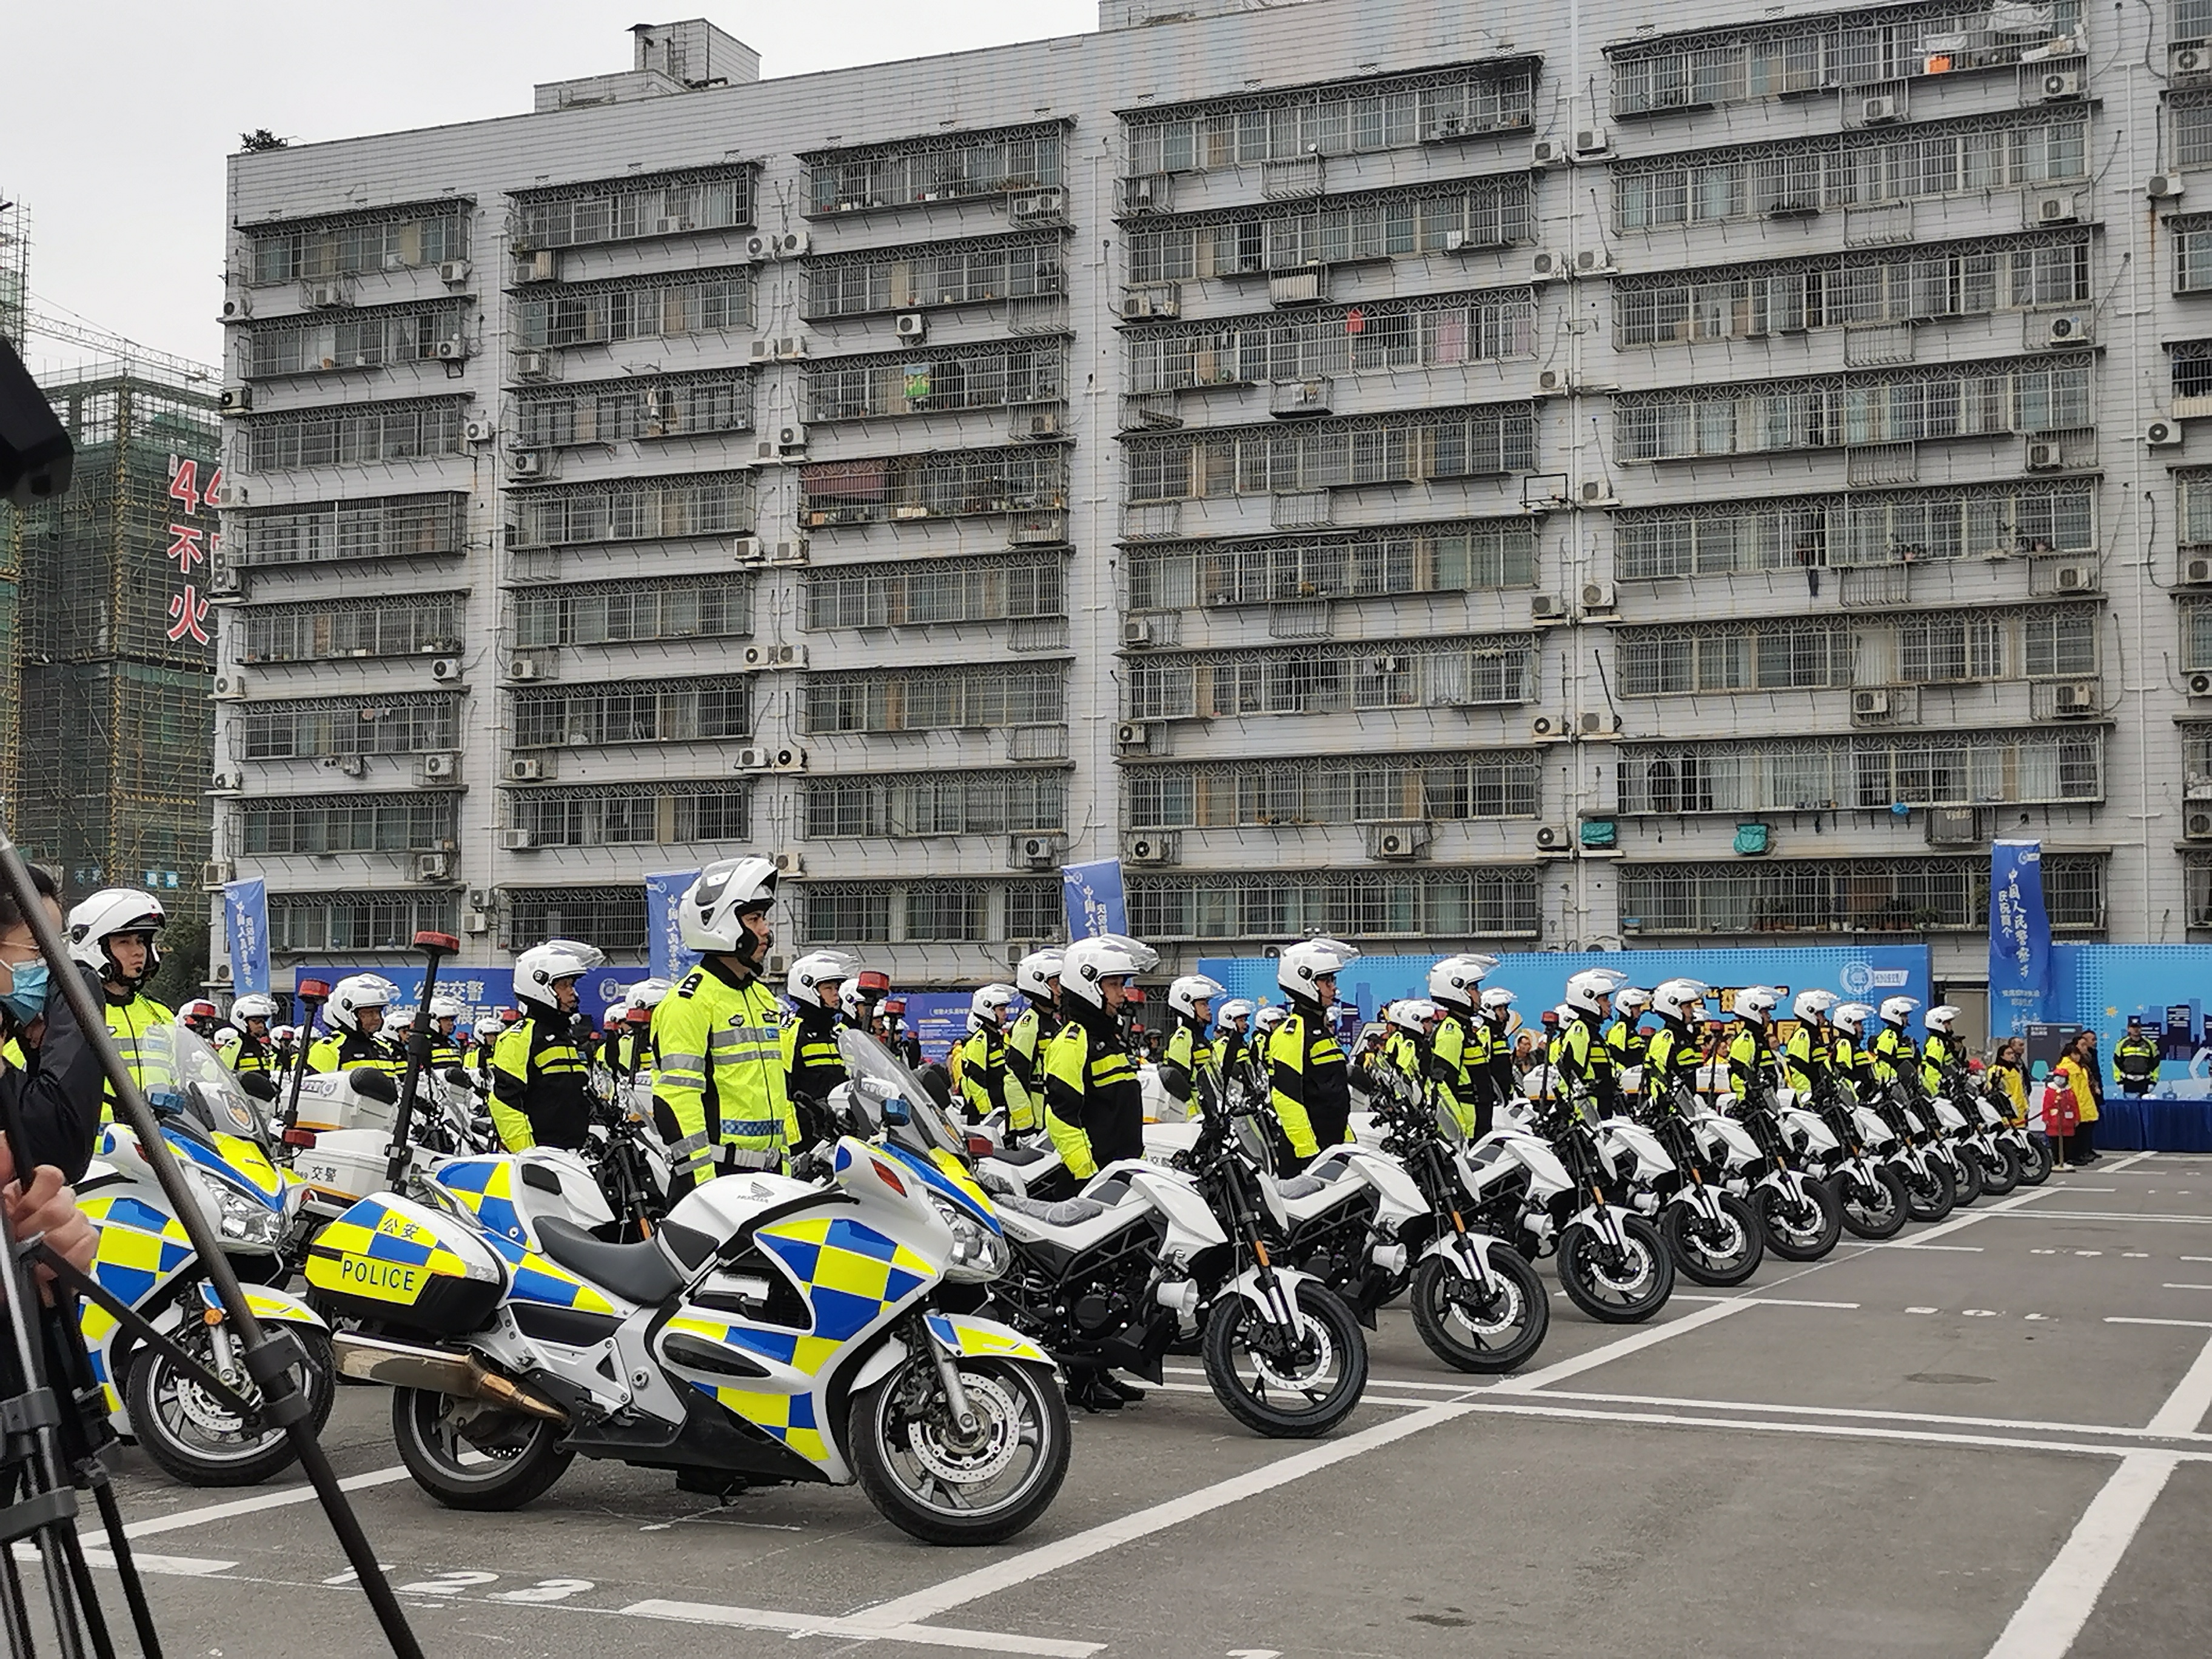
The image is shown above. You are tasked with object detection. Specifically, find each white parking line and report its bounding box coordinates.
[2162,1283,2212,1291]
[1529,1389,2212,1446]
[620,1598,1104,1657]
[1899,1188,2053,1246]
[2098,1153,2157,1175]
[1489,1300,1752,1395]
[2146,1329,2212,1437]
[121,1466,412,1540]
[1983,1453,2182,1659]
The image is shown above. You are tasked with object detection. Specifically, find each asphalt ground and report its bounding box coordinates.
[39,1151,2212,1659]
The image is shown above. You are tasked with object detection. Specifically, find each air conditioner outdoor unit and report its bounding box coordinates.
[508,656,540,682]
[420,752,457,780]
[438,259,471,286]
[1026,411,1064,439]
[1531,251,1565,280]
[2052,680,2097,716]
[772,232,810,258]
[2025,440,2063,471]
[1578,711,1621,736]
[1538,369,1566,395]
[771,746,808,773]
[221,295,250,321]
[2188,809,2212,842]
[1011,833,1066,870]
[210,566,243,596]
[414,853,453,882]
[1580,480,1617,506]
[2041,72,2082,101]
[2050,562,2097,592]
[498,829,536,852]
[1122,618,1156,648]
[220,386,251,414]
[896,312,927,342]
[306,283,350,308]
[1531,140,1566,167]
[1532,716,1567,739]
[769,540,810,566]
[2191,671,2212,697]
[209,479,247,507]
[1533,825,1572,852]
[1010,189,1065,223]
[461,909,493,934]
[2044,314,2090,346]
[202,860,235,889]
[509,451,544,478]
[430,657,461,681]
[1366,822,1430,860]
[1580,580,1616,614]
[333,755,367,777]
[508,758,546,782]
[734,746,771,771]
[1573,129,1610,157]
[1115,721,1151,753]
[2151,175,2188,201]
[2147,420,2185,449]
[213,671,246,699]
[435,338,468,361]
[210,771,241,793]
[1852,689,1892,719]
[464,418,495,444]
[777,423,808,454]
[514,350,550,381]
[1531,593,1566,621]
[774,644,806,668]
[1124,833,1178,865]
[2187,555,2212,586]
[2035,193,2079,226]
[772,851,805,877]
[1862,96,1900,124]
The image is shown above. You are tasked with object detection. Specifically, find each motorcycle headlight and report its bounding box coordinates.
[932,1196,1010,1283]
[215,1187,279,1246]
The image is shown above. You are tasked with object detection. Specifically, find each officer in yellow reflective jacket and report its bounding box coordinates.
[1724,985,1786,1104]
[1784,989,1838,1097]
[65,888,178,1123]
[1043,934,1155,1180]
[423,996,468,1070]
[491,940,602,1151]
[1424,954,1498,1141]
[779,953,854,1144]
[304,974,407,1081]
[1548,968,1627,1118]
[2113,1016,2160,1097]
[1004,948,1063,1142]
[1267,938,1361,1171]
[958,984,1018,1125]
[1869,996,1924,1100]
[1605,987,1652,1075]
[1159,973,1224,1121]
[652,857,800,1194]
[1639,980,1708,1115]
[224,993,281,1085]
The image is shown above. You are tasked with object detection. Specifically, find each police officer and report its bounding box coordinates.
[1159,973,1224,1121]
[1831,1002,1883,1098]
[224,993,281,1088]
[1605,986,1652,1074]
[305,976,406,1079]
[959,984,1018,1126]
[1725,985,1785,1105]
[1922,1005,1969,1099]
[2113,1016,2160,1097]
[652,857,801,1194]
[1267,937,1360,1173]
[1005,948,1063,1145]
[1212,997,1254,1084]
[65,888,176,1122]
[1549,968,1628,1115]
[1042,933,1156,1181]
[1378,999,1438,1086]
[475,1007,520,1087]
[782,951,856,1136]
[1427,953,1498,1141]
[614,979,672,1079]
[1641,978,1709,1113]
[423,996,467,1068]
[384,1006,419,1068]
[489,940,602,1152]
[1870,996,1924,1099]
[1480,986,1520,1102]
[1785,989,1838,1100]
[179,999,224,1041]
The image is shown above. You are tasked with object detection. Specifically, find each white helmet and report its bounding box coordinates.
[1878,995,1921,1027]
[1426,953,1496,1010]
[1061,934,1159,1008]
[1169,974,1225,1019]
[1217,997,1255,1028]
[328,974,400,1034]
[212,1024,241,1052]
[1278,937,1358,1000]
[1794,988,1838,1024]
[1480,986,1518,1017]
[1925,1005,1962,1034]
[515,939,606,1008]
[67,888,166,987]
[1252,1005,1289,1036]
[623,977,674,1016]
[1612,987,1652,1019]
[1734,986,1783,1027]
[968,984,1017,1033]
[1015,947,1065,1002]
[787,950,857,1011]
[427,995,464,1022]
[230,993,278,1024]
[679,856,779,957]
[389,1005,418,1030]
[1651,978,1708,1024]
[839,982,871,1024]
[272,1024,297,1046]
[1832,1002,1873,1037]
[1385,998,1440,1034]
[1564,967,1628,1017]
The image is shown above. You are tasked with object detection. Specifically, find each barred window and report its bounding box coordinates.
[2185,1,2212,42]
[247,202,471,286]
[511,574,752,647]
[805,341,1065,421]
[2188,853,2212,930]
[1126,289,1535,391]
[1613,112,2088,232]
[2179,92,2212,170]
[802,554,1063,630]
[1617,731,2102,815]
[803,665,1064,734]
[1899,614,2004,683]
[505,783,751,848]
[2022,608,2097,678]
[1125,637,1533,721]
[238,694,461,760]
[1612,481,2093,579]
[1122,64,1536,174]
[1617,622,1852,696]
[2174,341,2212,411]
[244,300,472,378]
[241,397,468,470]
[2176,215,2212,295]
[800,444,1066,526]
[803,234,1068,320]
[797,880,1061,943]
[1613,233,2090,346]
[2184,723,2212,794]
[1618,855,2104,936]
[1125,179,1535,284]
[2179,469,2212,547]
[505,888,648,954]
[512,164,754,252]
[268,891,460,953]
[802,769,1068,838]
[511,268,754,351]
[239,592,465,663]
[804,124,1063,216]
[1130,521,1536,609]
[1125,750,1540,830]
[234,793,458,857]
[1614,355,2092,461]
[1125,405,1536,503]
[229,493,466,570]
[1127,868,1541,942]
[509,470,754,549]
[2182,600,2212,672]
[513,370,754,448]
[512,677,752,749]
[1616,606,2096,696]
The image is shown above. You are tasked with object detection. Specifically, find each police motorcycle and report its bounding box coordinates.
[283,1059,495,1225]
[1614,1035,1767,1290]
[1832,1005,1959,1222]
[1920,1007,2026,1196]
[76,1027,337,1486]
[1773,996,1914,1241]
[309,1037,1071,1544]
[1713,1062,1846,1264]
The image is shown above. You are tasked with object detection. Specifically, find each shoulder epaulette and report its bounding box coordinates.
[677,970,706,998]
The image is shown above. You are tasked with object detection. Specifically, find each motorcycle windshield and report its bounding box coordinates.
[147,1025,275,1155]
[836,1027,970,1162]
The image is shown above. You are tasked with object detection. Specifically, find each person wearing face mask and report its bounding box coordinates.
[64,888,176,1125]
[0,862,108,1179]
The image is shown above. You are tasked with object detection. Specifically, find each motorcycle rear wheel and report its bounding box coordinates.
[1409,1244,1549,1373]
[1660,1191,1765,1287]
[850,1356,1070,1545]
[2015,1133,2054,1187]
[1902,1155,1957,1222]
[390,1385,574,1512]
[1202,1280,1368,1438]
[1557,1215,1674,1324]
[1947,1144,1985,1207]
[1976,1139,2022,1196]
[1753,1175,1843,1262]
[1834,1163,1910,1240]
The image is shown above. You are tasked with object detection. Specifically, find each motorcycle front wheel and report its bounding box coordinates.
[127,1324,335,1488]
[1660,1191,1765,1287]
[1202,1280,1368,1438]
[850,1355,1070,1545]
[1901,1153,1957,1222]
[1975,1138,2022,1196]
[1946,1144,1985,1207]
[1753,1175,1843,1262]
[390,1385,574,1512]
[1557,1215,1675,1324]
[2015,1133,2054,1187]
[1409,1244,1549,1373]
[1834,1162,1911,1240]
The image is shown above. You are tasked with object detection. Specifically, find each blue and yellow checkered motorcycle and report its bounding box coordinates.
[76,1027,336,1486]
[308,1114,1073,1544]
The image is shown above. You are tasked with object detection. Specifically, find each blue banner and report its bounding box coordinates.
[1989,839,2052,1039]
[221,879,270,997]
[643,868,702,983]
[1062,859,1127,939]
[307,965,644,1034]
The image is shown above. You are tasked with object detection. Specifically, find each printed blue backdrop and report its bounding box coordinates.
[301,965,645,1039]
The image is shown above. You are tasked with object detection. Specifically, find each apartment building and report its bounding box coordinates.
[209,0,2212,990]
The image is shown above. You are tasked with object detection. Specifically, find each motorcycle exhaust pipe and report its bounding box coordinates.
[333,1333,568,1422]
[1369,1243,1409,1276]
[1153,1278,1201,1318]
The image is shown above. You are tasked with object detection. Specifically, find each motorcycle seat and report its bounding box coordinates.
[534,1215,685,1307]
[1276,1175,1331,1200]
[994,1193,1111,1228]
[990,1144,1051,1168]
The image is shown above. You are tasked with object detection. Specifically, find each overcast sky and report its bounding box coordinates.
[2,1,1099,374]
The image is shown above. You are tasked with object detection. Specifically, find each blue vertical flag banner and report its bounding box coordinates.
[1061,859,1127,940]
[643,868,702,983]
[1989,839,2053,1039]
[221,879,270,997]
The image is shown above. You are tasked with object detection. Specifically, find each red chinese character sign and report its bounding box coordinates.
[166,455,221,652]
